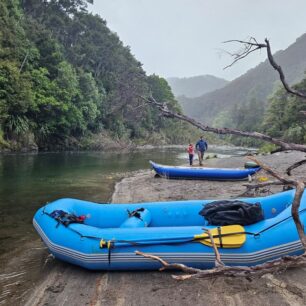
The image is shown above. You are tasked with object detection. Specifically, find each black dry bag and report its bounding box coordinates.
[199,200,264,226]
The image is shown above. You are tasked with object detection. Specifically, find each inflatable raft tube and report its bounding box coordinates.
[150,161,260,180]
[33,189,306,271]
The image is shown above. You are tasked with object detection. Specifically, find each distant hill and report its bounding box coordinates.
[179,33,306,124]
[167,75,228,98]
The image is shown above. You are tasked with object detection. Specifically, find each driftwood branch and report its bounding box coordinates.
[134,251,202,274]
[135,251,306,280]
[224,37,306,99]
[243,181,287,190]
[291,181,306,248]
[241,181,289,196]
[247,157,306,249]
[286,159,306,176]
[204,228,224,267]
[247,157,295,184]
[138,94,306,153]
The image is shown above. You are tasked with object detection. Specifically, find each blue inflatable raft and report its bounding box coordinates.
[150,161,260,180]
[33,190,306,270]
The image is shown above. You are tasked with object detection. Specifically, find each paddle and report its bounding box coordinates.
[99,225,246,249]
[194,224,246,248]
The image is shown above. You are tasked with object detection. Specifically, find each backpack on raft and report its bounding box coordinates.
[199,200,264,226]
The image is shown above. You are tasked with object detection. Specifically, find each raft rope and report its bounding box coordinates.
[256,206,306,235]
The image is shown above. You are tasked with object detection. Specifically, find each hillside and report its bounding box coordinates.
[167,75,228,98]
[179,33,306,125]
[0,0,194,152]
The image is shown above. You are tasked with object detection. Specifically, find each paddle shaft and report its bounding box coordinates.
[101,231,247,248]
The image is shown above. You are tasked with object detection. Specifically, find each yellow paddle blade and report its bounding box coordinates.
[194,225,246,248]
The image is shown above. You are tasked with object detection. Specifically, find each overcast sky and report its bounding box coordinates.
[90,0,306,81]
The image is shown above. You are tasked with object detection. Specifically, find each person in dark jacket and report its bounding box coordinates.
[195,136,208,166]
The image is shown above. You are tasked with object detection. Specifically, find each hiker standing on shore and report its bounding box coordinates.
[196,136,208,166]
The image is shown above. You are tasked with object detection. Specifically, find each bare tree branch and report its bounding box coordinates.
[286,159,306,176]
[241,181,291,196]
[264,39,306,99]
[291,181,306,248]
[247,157,306,248]
[138,94,306,152]
[247,157,294,184]
[224,38,306,99]
[203,228,224,267]
[135,251,202,274]
[135,251,306,280]
[223,38,266,69]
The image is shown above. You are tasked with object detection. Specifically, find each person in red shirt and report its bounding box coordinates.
[187,143,194,166]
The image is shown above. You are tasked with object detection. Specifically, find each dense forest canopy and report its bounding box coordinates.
[1,0,304,151]
[0,0,195,151]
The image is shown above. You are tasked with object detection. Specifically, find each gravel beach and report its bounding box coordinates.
[20,151,306,306]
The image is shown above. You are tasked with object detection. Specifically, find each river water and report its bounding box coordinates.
[0,146,255,305]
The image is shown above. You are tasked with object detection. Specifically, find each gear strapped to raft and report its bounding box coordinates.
[48,210,86,227]
[199,200,264,226]
[127,208,145,220]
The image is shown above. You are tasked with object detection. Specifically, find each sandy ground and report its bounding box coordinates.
[21,151,306,306]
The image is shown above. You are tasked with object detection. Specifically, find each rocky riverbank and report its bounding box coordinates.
[20,151,306,306]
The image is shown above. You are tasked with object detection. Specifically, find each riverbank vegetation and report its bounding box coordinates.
[0,0,197,152]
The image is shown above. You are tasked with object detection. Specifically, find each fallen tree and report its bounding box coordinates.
[137,37,306,278]
[139,94,306,153]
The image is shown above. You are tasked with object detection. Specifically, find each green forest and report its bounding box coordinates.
[0,0,195,151]
[1,0,305,152]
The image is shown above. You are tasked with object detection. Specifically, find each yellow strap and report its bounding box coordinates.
[100,239,113,249]
[100,239,106,248]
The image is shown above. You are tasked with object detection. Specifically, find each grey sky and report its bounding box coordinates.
[90,0,306,81]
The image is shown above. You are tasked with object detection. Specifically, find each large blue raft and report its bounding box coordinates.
[150,161,260,180]
[33,190,306,270]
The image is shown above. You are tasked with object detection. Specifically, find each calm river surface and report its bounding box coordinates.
[0,146,254,305]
